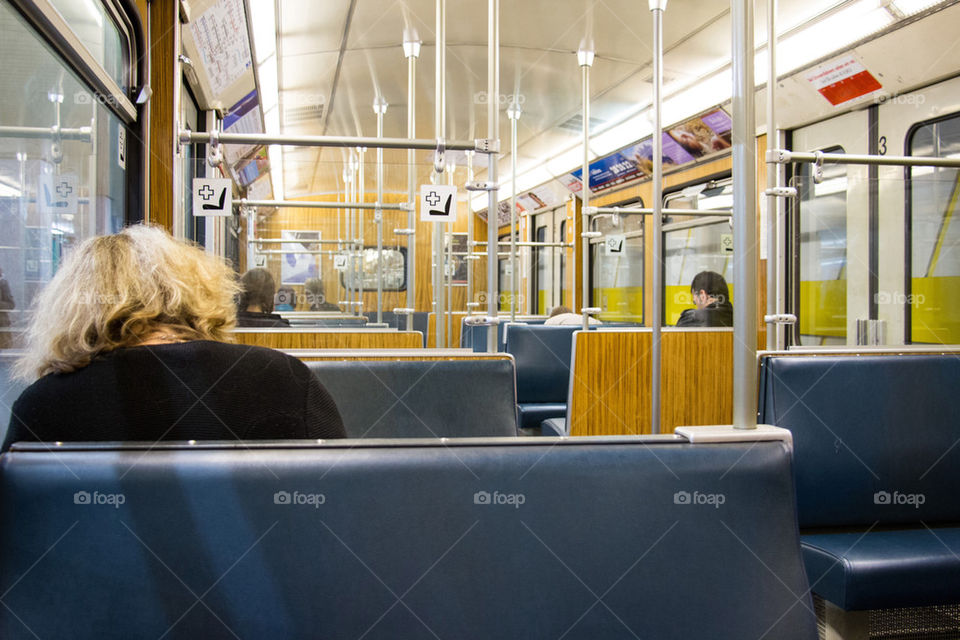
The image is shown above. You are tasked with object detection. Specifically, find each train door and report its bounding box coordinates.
[663,180,734,325]
[497,230,519,312]
[590,201,644,322]
[790,110,868,346]
[877,77,960,345]
[530,206,564,314]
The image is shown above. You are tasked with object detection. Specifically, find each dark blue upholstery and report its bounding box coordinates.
[505,325,579,429]
[460,318,547,352]
[0,439,817,639]
[0,355,26,448]
[307,359,518,438]
[758,354,960,611]
[377,311,429,345]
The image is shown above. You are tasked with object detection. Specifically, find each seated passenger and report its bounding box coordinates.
[3,225,345,451]
[544,305,602,326]
[676,270,733,327]
[237,268,290,327]
[304,277,342,312]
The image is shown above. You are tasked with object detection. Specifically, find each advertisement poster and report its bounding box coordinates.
[234,147,269,187]
[281,230,321,285]
[667,109,732,158]
[223,90,262,166]
[571,151,643,193]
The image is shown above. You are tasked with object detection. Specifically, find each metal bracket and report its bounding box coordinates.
[464,315,502,326]
[582,307,602,315]
[766,148,791,164]
[583,206,598,214]
[764,313,797,325]
[393,228,415,235]
[813,150,824,184]
[466,302,481,308]
[392,307,415,315]
[434,138,446,175]
[764,186,797,198]
[581,231,602,238]
[466,181,499,191]
[474,138,500,154]
[206,128,223,168]
[399,202,415,211]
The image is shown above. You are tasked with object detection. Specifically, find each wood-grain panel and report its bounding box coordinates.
[290,351,513,362]
[568,330,736,436]
[231,331,423,350]
[147,0,177,230]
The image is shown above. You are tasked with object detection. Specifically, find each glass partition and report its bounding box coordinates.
[795,154,848,346]
[663,182,733,324]
[908,115,960,344]
[590,210,643,322]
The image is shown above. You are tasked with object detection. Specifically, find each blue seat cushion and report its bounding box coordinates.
[801,527,960,610]
[517,403,566,430]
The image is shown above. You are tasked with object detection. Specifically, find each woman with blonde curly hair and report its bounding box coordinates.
[4,225,344,450]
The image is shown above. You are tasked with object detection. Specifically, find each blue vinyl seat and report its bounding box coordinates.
[307,358,519,438]
[504,324,580,433]
[759,353,960,612]
[0,437,816,639]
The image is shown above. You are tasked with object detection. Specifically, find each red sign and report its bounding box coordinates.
[807,55,882,106]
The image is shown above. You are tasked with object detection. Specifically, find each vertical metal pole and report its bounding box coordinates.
[486,0,500,353]
[358,148,366,315]
[508,102,521,322]
[579,49,593,330]
[765,0,779,351]
[732,0,758,429]
[435,0,447,348]
[375,100,386,325]
[404,37,420,331]
[446,165,454,343]
[650,1,665,435]
[466,150,476,312]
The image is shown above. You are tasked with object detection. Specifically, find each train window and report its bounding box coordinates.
[498,231,518,312]
[590,208,644,322]
[663,181,733,324]
[340,247,407,291]
[533,224,548,314]
[0,1,133,350]
[47,0,130,93]
[795,148,848,346]
[907,114,960,345]
[559,220,566,308]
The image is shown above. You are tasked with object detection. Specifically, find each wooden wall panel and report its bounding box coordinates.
[292,352,513,362]
[147,0,177,231]
[569,330,739,436]
[231,331,422,350]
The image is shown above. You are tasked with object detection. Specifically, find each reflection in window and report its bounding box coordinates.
[48,0,129,93]
[0,2,129,349]
[663,184,733,325]
[341,248,407,291]
[797,154,847,346]
[909,115,960,344]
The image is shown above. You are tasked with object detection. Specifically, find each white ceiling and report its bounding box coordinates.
[263,0,953,200]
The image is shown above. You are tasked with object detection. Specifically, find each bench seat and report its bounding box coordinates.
[802,528,960,611]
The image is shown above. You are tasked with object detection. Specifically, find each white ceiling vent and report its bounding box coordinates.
[284,103,325,125]
[557,114,607,134]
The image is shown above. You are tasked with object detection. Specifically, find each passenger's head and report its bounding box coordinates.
[239,268,276,313]
[304,278,325,309]
[690,271,729,309]
[549,305,573,318]
[17,225,240,380]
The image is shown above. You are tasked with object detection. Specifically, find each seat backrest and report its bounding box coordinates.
[0,438,816,640]
[505,324,579,403]
[0,354,26,447]
[307,358,518,437]
[759,353,960,528]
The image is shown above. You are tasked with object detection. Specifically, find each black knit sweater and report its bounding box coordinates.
[3,341,345,450]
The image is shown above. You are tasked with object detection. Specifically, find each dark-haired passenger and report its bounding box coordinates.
[676,271,733,328]
[237,268,290,328]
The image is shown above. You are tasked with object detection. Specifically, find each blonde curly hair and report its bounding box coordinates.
[15,225,240,381]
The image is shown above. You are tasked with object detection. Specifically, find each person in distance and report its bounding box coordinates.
[4,225,345,450]
[675,270,733,328]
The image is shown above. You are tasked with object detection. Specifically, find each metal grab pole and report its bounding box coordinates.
[374,98,388,325]
[486,0,500,353]
[769,150,960,169]
[434,0,447,348]
[732,0,758,429]
[578,46,594,331]
[466,151,476,313]
[508,100,521,322]
[650,0,665,435]
[404,35,421,331]
[178,130,482,152]
[236,199,407,210]
[358,148,366,315]
[765,0,779,351]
